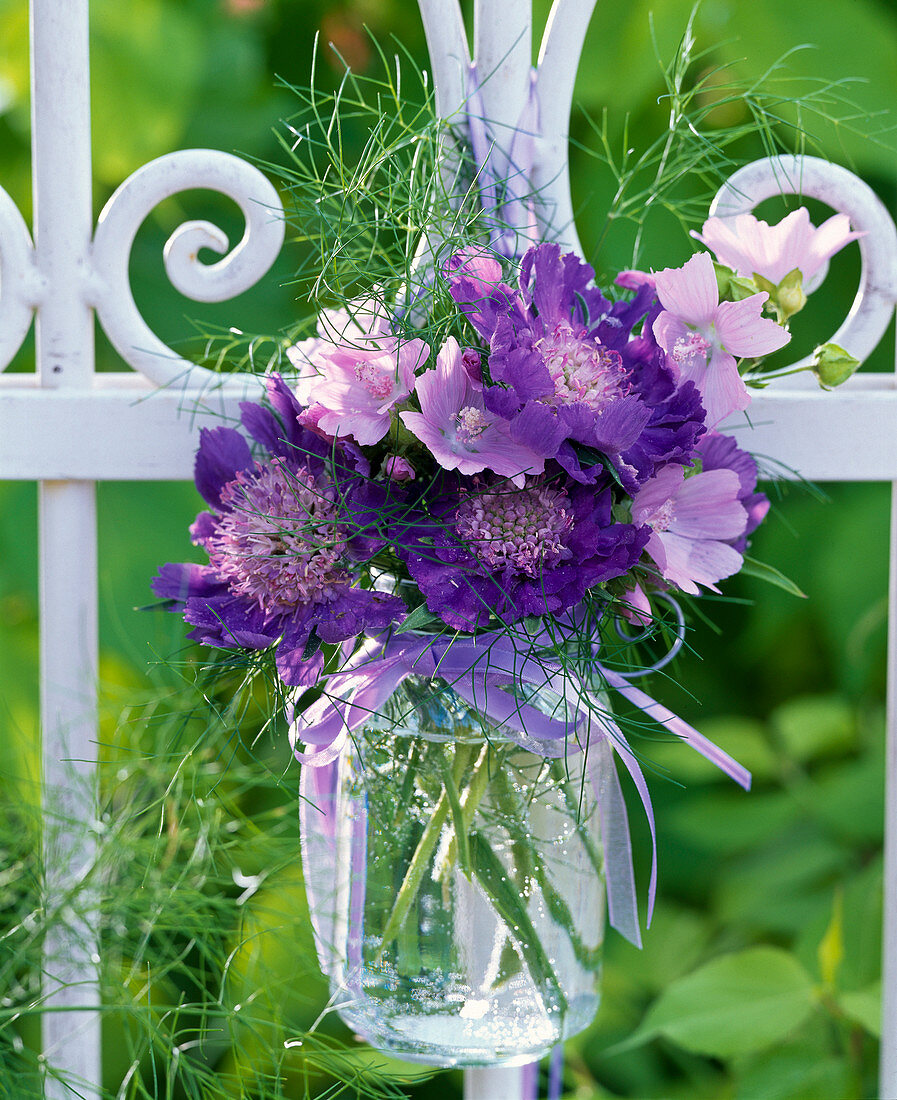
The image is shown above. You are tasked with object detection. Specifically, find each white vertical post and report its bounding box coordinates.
[31,0,102,1095]
[881,479,897,1096]
[464,1064,528,1100]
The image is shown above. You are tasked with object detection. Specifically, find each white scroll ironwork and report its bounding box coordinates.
[91,149,285,387]
[710,154,897,376]
[418,0,597,253]
[0,184,41,370]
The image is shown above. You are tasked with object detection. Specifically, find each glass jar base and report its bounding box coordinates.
[336,993,600,1067]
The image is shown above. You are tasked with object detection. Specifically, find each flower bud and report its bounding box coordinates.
[728,275,761,302]
[776,268,807,321]
[812,343,860,389]
[713,263,757,302]
[461,348,483,383]
[382,455,416,481]
[753,268,806,323]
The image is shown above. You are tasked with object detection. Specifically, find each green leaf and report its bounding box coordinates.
[817,889,844,989]
[625,947,816,1058]
[740,555,807,598]
[838,981,882,1037]
[568,441,603,469]
[301,630,322,661]
[734,1047,853,1100]
[714,829,846,935]
[770,694,855,763]
[438,753,472,879]
[395,603,441,633]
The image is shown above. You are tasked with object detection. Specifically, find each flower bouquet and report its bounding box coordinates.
[152,59,862,1071]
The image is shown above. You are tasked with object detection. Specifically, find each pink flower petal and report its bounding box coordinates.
[715,296,790,358]
[693,208,862,286]
[652,312,692,376]
[652,253,719,326]
[668,469,748,540]
[658,531,743,594]
[631,464,684,526]
[620,582,653,626]
[699,348,751,427]
[416,338,471,425]
[805,213,864,279]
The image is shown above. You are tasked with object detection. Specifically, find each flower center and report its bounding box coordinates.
[644,497,676,533]
[454,483,574,576]
[455,405,490,443]
[354,360,395,401]
[536,320,629,408]
[671,330,711,365]
[208,459,348,611]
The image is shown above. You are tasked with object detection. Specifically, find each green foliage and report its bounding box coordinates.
[624,946,817,1057]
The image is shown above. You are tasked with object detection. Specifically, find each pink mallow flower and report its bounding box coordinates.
[652,252,790,426]
[400,337,544,486]
[286,298,429,446]
[692,208,862,290]
[632,463,748,595]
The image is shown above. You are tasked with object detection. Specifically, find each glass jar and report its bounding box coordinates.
[300,672,605,1067]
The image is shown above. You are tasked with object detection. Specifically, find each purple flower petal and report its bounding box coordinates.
[194,427,255,510]
[151,561,224,603]
[276,639,325,687]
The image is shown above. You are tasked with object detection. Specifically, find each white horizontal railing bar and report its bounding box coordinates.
[0,373,260,480]
[3,375,897,482]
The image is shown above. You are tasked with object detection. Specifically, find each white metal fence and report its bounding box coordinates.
[1,1,896,1098]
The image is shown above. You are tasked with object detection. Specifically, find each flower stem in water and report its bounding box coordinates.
[375,739,478,957]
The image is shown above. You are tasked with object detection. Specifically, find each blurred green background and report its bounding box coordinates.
[0,0,895,1097]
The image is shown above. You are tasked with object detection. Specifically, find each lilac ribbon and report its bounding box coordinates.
[292,629,751,949]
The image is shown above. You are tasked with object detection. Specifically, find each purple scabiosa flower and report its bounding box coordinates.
[631,462,749,595]
[448,242,705,493]
[692,208,862,291]
[652,252,790,427]
[152,379,405,686]
[396,474,650,631]
[400,336,544,486]
[696,431,769,552]
[286,297,429,445]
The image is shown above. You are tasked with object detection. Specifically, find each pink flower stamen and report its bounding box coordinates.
[456,405,491,442]
[207,460,348,610]
[644,497,676,533]
[353,360,395,401]
[536,320,629,408]
[455,483,574,576]
[671,331,710,365]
